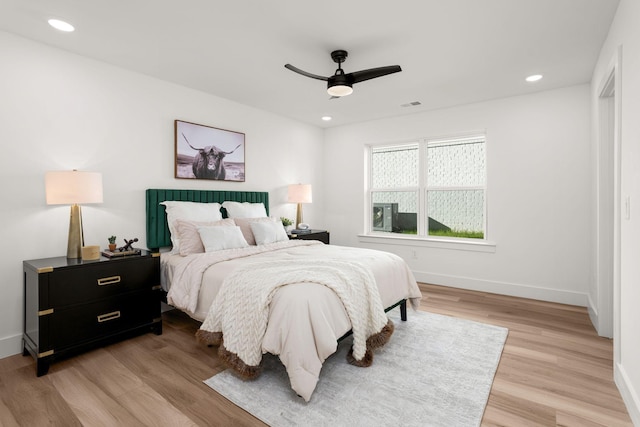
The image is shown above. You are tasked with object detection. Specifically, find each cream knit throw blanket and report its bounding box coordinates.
[199,259,389,366]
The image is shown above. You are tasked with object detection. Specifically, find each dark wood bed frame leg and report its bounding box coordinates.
[337,299,409,343]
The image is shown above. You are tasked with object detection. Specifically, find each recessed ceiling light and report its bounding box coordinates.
[48,19,75,32]
[321,116,332,121]
[526,74,543,83]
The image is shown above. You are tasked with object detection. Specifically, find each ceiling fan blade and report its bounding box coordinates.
[284,64,328,81]
[350,65,402,84]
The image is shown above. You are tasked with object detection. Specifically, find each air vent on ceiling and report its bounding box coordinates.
[401,101,422,108]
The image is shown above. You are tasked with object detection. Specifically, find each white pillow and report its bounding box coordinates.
[250,220,289,245]
[197,225,249,252]
[232,217,277,245]
[221,201,267,218]
[176,218,235,256]
[160,201,223,252]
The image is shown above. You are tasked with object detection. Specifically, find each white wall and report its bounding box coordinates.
[324,85,592,306]
[0,31,324,358]
[592,0,640,423]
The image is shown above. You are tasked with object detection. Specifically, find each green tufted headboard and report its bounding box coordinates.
[145,188,269,250]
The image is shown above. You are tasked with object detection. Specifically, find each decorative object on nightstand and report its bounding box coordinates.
[45,170,103,259]
[102,237,142,258]
[81,245,101,260]
[22,250,162,376]
[280,217,294,233]
[288,229,330,244]
[291,226,311,234]
[288,183,312,229]
[108,235,117,251]
[120,237,138,251]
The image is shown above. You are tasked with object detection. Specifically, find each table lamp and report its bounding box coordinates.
[288,184,312,228]
[45,170,104,259]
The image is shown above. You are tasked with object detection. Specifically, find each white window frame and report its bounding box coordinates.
[362,133,494,252]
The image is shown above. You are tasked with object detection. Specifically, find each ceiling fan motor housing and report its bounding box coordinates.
[327,72,354,96]
[331,50,349,64]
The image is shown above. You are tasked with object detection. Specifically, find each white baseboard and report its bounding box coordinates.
[587,292,598,314]
[587,292,600,331]
[413,271,589,307]
[615,362,640,426]
[0,333,23,360]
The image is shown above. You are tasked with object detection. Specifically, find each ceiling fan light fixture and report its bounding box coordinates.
[327,84,353,97]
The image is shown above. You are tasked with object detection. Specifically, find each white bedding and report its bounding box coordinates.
[162,240,422,401]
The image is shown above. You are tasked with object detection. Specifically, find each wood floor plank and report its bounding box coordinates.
[73,348,146,397]
[0,282,632,426]
[0,352,32,374]
[492,377,632,426]
[502,342,559,364]
[72,347,199,426]
[117,385,200,427]
[484,390,556,426]
[0,398,21,427]
[0,364,82,426]
[497,354,627,412]
[48,366,142,426]
[106,331,263,426]
[556,411,614,427]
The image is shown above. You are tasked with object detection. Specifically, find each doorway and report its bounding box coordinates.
[594,48,621,364]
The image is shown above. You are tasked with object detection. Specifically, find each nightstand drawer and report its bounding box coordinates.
[48,258,158,307]
[45,290,159,351]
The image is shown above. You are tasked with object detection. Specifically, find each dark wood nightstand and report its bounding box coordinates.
[288,229,330,244]
[23,250,162,376]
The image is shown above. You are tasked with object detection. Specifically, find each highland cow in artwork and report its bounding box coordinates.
[175,120,245,181]
[182,133,241,180]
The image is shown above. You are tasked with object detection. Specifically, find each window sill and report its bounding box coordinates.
[357,233,496,253]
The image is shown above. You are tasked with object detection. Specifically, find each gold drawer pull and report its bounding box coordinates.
[97,311,121,323]
[97,276,121,286]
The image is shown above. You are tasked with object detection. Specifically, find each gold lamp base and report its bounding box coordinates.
[67,204,84,259]
[295,202,303,228]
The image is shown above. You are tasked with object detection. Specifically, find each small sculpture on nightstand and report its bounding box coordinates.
[118,238,139,252]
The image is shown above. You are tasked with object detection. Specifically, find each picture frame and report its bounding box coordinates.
[175,120,245,181]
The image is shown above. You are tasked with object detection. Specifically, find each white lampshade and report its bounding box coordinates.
[288,184,312,228]
[288,184,312,204]
[45,170,103,259]
[45,170,103,205]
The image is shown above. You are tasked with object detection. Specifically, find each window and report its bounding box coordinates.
[368,135,486,239]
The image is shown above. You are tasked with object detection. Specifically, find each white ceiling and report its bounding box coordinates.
[0,0,619,128]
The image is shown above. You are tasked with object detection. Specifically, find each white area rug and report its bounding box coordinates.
[204,309,508,427]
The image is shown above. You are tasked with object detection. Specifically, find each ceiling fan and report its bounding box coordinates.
[285,50,402,98]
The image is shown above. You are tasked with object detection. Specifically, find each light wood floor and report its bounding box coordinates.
[0,284,633,426]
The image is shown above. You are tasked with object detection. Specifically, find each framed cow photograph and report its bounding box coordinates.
[175,120,245,181]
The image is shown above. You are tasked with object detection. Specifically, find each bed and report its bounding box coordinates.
[146,189,422,401]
